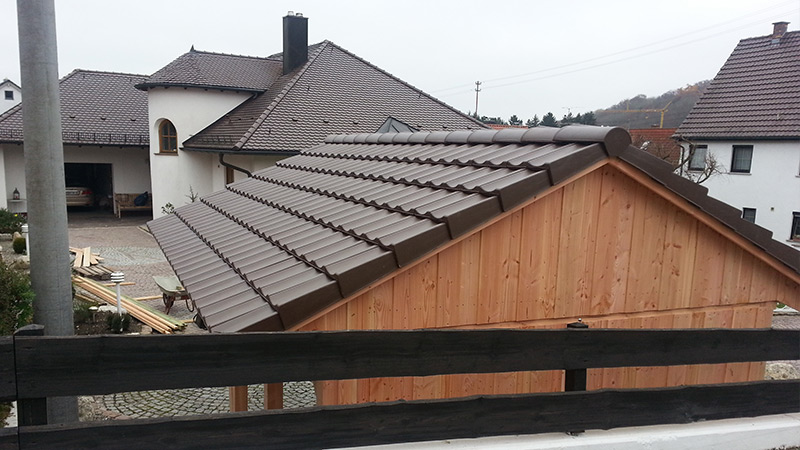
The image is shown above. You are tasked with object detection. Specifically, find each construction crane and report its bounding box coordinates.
[600,100,673,128]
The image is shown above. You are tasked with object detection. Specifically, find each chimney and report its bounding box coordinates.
[772,21,789,40]
[283,12,308,75]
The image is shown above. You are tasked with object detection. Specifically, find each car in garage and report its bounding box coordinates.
[65,181,94,207]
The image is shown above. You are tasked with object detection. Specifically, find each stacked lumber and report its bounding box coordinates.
[70,247,116,280]
[72,275,186,334]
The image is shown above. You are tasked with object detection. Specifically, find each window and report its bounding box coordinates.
[730,145,753,173]
[688,145,707,171]
[159,120,178,153]
[4,90,13,100]
[792,212,800,241]
[741,207,756,223]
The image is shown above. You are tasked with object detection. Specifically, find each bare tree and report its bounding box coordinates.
[673,137,725,184]
[635,134,723,184]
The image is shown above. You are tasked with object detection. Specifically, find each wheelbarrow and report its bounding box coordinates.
[153,275,194,315]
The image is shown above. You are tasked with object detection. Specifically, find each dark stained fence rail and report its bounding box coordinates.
[14,381,800,450]
[11,329,799,398]
[3,328,799,450]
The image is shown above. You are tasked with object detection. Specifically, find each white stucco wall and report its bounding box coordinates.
[64,145,151,194]
[0,142,149,212]
[683,140,800,245]
[147,87,252,217]
[1,144,25,212]
[0,82,22,115]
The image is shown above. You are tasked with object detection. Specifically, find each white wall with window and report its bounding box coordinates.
[146,87,252,218]
[682,140,800,246]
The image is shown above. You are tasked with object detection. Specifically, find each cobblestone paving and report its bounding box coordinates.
[66,211,317,420]
[93,382,316,419]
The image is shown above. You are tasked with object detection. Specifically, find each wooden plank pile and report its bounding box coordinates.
[70,247,115,280]
[72,275,186,334]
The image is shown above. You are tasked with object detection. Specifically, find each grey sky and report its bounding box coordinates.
[1,0,797,121]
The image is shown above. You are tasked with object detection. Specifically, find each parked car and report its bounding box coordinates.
[65,181,94,207]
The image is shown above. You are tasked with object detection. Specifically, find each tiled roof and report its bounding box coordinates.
[629,128,681,163]
[0,70,149,146]
[182,41,486,153]
[148,126,800,333]
[675,30,800,139]
[135,48,285,92]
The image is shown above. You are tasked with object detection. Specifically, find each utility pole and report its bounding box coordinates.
[474,81,482,117]
[17,0,78,423]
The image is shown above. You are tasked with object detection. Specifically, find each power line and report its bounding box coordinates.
[429,1,797,96]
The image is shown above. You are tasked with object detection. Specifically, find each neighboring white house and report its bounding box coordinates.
[135,13,486,218]
[675,22,800,248]
[0,79,22,115]
[0,70,150,214]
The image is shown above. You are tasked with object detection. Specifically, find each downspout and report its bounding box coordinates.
[219,153,252,178]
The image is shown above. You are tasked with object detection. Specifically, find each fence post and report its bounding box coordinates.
[564,319,589,435]
[14,324,48,426]
[564,319,589,392]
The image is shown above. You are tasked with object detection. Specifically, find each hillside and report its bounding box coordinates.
[595,80,710,129]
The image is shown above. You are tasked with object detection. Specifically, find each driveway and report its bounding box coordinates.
[67,209,198,321]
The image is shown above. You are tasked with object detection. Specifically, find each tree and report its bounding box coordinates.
[479,116,506,125]
[560,112,575,126]
[580,111,597,125]
[508,115,523,126]
[671,138,724,184]
[526,115,540,128]
[541,112,558,127]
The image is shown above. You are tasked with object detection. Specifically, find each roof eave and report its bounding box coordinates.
[180,146,301,156]
[134,82,264,93]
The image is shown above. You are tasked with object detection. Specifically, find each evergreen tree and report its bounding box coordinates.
[508,115,523,126]
[541,112,558,127]
[526,115,540,128]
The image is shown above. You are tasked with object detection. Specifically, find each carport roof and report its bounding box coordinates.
[0,70,149,147]
[148,126,800,333]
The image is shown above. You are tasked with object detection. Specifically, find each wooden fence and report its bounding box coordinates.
[1,325,798,449]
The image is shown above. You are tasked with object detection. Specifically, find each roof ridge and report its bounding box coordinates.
[738,28,800,43]
[233,41,332,150]
[322,41,486,129]
[62,69,148,79]
[188,47,281,61]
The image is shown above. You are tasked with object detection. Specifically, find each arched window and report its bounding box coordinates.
[159,120,178,153]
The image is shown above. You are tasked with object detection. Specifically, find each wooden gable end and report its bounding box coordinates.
[299,162,798,404]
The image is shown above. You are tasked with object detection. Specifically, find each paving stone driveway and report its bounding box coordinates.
[67,210,316,420]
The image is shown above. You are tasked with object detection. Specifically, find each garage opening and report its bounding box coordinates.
[64,163,113,211]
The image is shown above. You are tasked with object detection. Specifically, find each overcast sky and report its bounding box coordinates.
[1,1,797,121]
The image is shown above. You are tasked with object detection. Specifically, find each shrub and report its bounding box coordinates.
[12,236,25,254]
[107,313,131,334]
[0,209,24,234]
[0,260,34,336]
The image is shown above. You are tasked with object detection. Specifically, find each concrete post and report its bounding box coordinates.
[17,0,78,423]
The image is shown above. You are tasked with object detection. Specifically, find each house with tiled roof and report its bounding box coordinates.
[0,70,149,213]
[629,128,681,165]
[0,79,22,115]
[675,21,800,247]
[149,125,799,404]
[136,14,485,217]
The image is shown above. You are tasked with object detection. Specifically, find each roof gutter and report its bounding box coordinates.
[180,146,301,156]
[219,153,252,178]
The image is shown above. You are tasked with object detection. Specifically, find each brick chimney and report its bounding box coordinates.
[283,12,308,75]
[772,21,789,40]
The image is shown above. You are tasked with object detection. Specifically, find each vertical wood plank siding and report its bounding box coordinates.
[300,165,797,404]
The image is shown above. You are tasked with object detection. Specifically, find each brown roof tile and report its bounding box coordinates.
[676,30,800,139]
[0,70,148,146]
[181,41,486,153]
[149,126,799,333]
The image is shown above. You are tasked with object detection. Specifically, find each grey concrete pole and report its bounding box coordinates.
[17,0,78,423]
